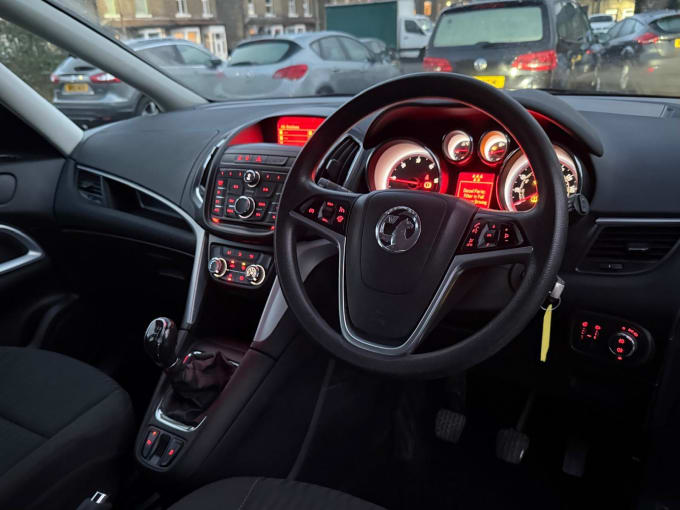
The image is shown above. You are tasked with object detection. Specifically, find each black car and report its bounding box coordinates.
[597,10,680,95]
[423,0,598,90]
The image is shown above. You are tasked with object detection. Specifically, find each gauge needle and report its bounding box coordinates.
[389,177,420,186]
[513,192,538,206]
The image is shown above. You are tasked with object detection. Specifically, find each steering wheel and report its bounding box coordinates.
[275,74,568,377]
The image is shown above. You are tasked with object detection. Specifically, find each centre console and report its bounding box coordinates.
[204,144,299,233]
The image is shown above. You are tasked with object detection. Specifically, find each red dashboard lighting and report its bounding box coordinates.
[455,172,495,208]
[276,116,324,147]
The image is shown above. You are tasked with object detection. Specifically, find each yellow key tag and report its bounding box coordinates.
[540,304,553,363]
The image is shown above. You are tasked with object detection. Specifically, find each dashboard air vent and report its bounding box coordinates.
[318,137,359,184]
[579,225,680,273]
[76,169,104,205]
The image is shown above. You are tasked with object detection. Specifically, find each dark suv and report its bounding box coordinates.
[423,0,598,91]
[597,10,680,95]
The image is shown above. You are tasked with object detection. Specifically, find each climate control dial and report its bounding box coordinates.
[245,264,265,286]
[208,257,227,278]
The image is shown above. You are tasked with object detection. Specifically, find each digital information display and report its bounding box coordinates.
[276,116,325,146]
[455,172,495,208]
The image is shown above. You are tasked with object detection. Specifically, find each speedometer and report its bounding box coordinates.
[498,146,580,212]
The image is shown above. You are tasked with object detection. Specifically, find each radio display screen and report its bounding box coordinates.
[276,116,325,146]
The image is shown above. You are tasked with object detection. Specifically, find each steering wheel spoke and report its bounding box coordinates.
[288,183,359,243]
[453,209,537,269]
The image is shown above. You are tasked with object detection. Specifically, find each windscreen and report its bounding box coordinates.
[3,0,675,116]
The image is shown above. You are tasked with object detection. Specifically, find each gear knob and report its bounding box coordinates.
[144,317,178,369]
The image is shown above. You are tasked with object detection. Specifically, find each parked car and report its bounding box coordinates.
[423,0,599,91]
[596,10,680,95]
[221,32,400,99]
[589,13,616,35]
[51,38,224,129]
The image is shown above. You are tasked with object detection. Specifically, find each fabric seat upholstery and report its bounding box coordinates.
[0,346,134,510]
[169,477,386,510]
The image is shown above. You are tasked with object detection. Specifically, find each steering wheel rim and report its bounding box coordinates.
[275,73,568,377]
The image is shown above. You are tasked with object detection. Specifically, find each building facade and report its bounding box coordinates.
[96,0,229,58]
[242,0,320,38]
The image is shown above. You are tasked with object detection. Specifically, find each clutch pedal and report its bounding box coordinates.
[435,408,466,444]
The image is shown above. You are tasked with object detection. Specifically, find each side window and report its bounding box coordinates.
[310,41,321,57]
[177,45,213,66]
[617,19,636,37]
[137,46,182,66]
[339,38,371,62]
[632,20,646,34]
[607,22,622,39]
[318,37,346,61]
[404,19,424,35]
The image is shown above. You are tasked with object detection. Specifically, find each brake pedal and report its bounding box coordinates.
[435,408,466,444]
[496,428,530,464]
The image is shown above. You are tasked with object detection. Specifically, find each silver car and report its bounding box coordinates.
[221,31,400,99]
[51,38,224,129]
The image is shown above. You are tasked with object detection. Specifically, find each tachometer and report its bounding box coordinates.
[387,154,439,191]
[368,140,442,192]
[498,146,581,212]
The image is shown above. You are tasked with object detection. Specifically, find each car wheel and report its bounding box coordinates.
[316,86,334,96]
[136,97,159,116]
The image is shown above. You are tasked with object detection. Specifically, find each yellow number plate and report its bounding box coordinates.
[474,75,506,88]
[63,83,91,94]
[675,38,680,48]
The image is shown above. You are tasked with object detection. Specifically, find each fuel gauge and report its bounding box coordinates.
[443,130,473,162]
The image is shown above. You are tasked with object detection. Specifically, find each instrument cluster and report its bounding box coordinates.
[366,128,582,212]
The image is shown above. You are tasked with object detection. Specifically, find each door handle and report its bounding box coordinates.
[0,225,44,275]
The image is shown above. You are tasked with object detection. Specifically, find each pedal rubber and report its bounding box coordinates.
[562,436,588,477]
[434,409,466,444]
[496,428,530,464]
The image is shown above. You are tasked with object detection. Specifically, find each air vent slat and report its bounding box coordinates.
[317,137,359,184]
[579,224,680,273]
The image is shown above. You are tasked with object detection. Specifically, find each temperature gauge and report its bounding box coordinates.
[479,130,509,164]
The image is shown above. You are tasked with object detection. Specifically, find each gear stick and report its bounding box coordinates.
[144,317,179,369]
[144,318,236,425]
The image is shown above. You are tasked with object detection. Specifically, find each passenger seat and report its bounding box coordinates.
[0,346,134,509]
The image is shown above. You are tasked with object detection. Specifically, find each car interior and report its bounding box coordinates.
[2,1,680,509]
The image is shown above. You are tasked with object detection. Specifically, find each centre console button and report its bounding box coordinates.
[142,428,160,459]
[255,184,275,198]
[234,196,255,218]
[243,170,260,187]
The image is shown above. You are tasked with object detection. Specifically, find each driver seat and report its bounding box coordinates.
[169,477,385,510]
